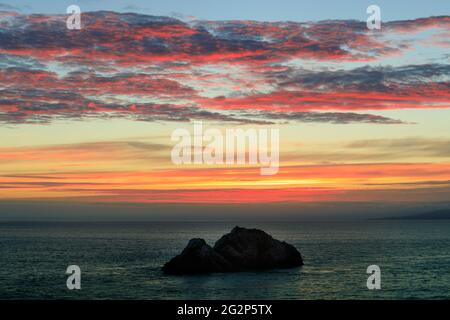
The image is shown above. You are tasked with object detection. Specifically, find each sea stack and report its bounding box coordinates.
[162,226,303,275]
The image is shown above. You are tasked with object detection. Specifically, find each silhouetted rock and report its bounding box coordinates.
[162,238,233,275]
[162,227,303,275]
[214,226,303,270]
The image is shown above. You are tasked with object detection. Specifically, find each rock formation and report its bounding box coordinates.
[162,227,303,275]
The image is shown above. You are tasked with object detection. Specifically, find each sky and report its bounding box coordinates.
[0,1,449,219]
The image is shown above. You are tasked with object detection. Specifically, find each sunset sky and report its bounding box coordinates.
[0,1,449,212]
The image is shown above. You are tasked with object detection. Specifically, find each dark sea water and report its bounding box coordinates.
[1,221,449,300]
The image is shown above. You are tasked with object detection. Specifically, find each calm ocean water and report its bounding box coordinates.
[0,221,449,299]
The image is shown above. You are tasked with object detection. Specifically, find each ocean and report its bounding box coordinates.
[0,221,449,299]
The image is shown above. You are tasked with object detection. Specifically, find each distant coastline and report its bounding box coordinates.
[379,209,450,220]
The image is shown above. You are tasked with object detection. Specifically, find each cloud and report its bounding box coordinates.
[239,110,406,124]
[0,12,449,125]
[282,138,450,164]
[195,83,450,112]
[0,12,447,64]
[275,64,450,91]
[346,137,450,157]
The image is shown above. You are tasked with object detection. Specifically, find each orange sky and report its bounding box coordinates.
[1,134,449,203]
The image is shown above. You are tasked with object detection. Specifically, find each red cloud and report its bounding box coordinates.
[195,84,450,112]
[0,12,449,124]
